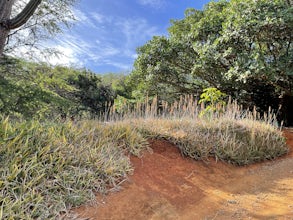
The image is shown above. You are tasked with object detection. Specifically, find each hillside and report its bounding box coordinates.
[0,58,115,120]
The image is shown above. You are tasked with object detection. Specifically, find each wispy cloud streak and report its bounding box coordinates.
[50,11,163,72]
[137,0,166,9]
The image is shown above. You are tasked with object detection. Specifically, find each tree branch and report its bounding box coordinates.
[6,0,42,30]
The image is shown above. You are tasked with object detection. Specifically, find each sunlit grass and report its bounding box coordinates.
[0,118,148,219]
[0,95,289,218]
[132,117,287,165]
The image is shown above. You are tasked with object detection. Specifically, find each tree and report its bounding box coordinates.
[130,0,293,124]
[0,0,76,58]
[0,0,42,56]
[72,71,116,117]
[101,73,133,99]
[130,36,206,101]
[0,58,78,119]
[190,0,293,119]
[129,2,229,101]
[0,58,117,119]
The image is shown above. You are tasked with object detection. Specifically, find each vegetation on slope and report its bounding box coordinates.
[0,118,147,219]
[0,97,289,218]
[0,58,116,120]
[0,1,291,219]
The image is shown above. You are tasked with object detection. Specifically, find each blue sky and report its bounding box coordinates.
[51,0,211,73]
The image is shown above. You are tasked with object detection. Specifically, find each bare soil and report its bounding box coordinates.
[74,129,293,220]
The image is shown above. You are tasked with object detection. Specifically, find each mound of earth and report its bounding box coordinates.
[73,129,293,220]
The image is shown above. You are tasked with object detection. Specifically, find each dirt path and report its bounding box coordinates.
[74,129,293,220]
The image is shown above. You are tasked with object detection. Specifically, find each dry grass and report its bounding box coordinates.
[133,117,287,165]
[114,96,288,165]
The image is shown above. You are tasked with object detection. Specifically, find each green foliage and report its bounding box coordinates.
[129,0,293,123]
[70,71,116,117]
[0,117,148,219]
[113,95,133,114]
[0,58,116,119]
[101,73,133,99]
[0,58,75,119]
[199,87,227,117]
[199,88,227,106]
[129,36,206,101]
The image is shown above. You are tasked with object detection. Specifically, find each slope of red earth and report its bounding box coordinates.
[73,129,293,220]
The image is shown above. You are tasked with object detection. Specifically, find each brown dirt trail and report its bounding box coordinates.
[74,129,293,219]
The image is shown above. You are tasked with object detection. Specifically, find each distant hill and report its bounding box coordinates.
[0,57,116,120]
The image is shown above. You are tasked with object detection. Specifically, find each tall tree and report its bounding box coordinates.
[190,0,293,112]
[0,0,42,56]
[72,71,116,117]
[130,36,205,101]
[0,0,76,58]
[130,0,293,124]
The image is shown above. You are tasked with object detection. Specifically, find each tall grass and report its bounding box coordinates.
[0,95,289,218]
[108,95,281,124]
[108,95,288,165]
[133,117,287,165]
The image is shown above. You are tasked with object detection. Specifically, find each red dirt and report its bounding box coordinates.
[74,129,293,220]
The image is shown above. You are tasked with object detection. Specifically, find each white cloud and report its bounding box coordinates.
[36,34,96,67]
[42,12,164,71]
[90,12,107,24]
[73,9,96,28]
[102,45,121,57]
[8,41,84,68]
[103,59,132,70]
[50,32,122,68]
[116,18,161,52]
[47,45,83,67]
[137,0,166,9]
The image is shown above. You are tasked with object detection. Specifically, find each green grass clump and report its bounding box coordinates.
[0,118,148,219]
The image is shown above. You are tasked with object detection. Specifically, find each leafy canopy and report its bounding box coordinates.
[129,0,292,115]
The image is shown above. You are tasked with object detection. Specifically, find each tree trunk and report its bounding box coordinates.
[0,0,15,56]
[280,95,293,126]
[0,25,9,56]
[0,0,42,57]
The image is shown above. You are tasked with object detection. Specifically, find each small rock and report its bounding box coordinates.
[227,200,238,204]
